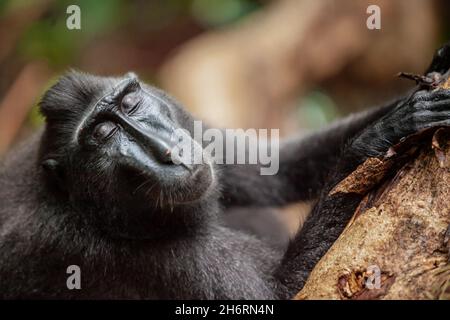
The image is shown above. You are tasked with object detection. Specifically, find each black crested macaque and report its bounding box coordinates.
[1,43,450,299]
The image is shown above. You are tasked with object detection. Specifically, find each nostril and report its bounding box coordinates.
[163,148,174,164]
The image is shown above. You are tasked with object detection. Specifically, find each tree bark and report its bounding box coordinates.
[295,127,450,300]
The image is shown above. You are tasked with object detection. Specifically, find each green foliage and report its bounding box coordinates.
[26,77,60,128]
[191,0,260,27]
[296,91,340,129]
[27,104,45,128]
[8,0,263,68]
[0,0,30,14]
[17,0,123,68]
[2,0,265,129]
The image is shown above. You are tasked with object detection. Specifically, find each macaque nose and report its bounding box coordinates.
[145,134,194,171]
[115,113,195,170]
[148,134,175,164]
[114,114,176,164]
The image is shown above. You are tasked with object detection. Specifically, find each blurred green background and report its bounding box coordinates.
[1,0,449,155]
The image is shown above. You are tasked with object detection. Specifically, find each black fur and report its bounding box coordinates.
[1,43,450,299]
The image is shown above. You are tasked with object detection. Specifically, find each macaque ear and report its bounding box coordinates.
[41,159,65,188]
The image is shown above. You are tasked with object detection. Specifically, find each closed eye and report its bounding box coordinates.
[93,121,118,142]
[121,92,141,115]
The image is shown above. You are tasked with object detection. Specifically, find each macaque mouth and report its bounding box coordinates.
[126,159,214,207]
[170,164,215,205]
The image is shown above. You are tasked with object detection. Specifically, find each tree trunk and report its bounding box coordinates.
[296,127,450,300]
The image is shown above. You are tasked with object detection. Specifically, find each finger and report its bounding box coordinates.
[421,119,450,129]
[425,42,450,74]
[421,99,450,112]
[412,89,450,103]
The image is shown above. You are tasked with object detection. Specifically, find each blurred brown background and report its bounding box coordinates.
[1,0,450,156]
